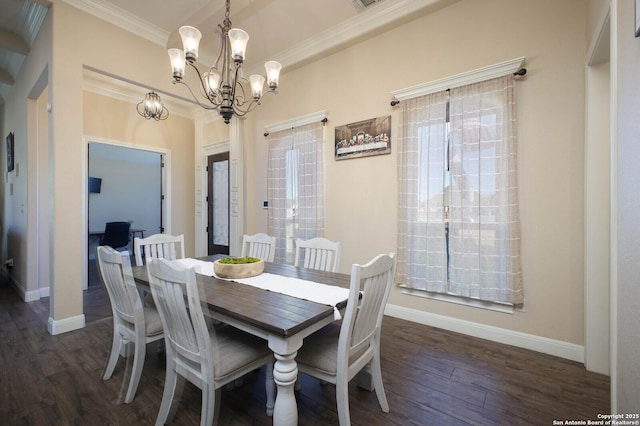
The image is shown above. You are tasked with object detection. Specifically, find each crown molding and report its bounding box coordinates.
[262,0,459,74]
[61,0,169,46]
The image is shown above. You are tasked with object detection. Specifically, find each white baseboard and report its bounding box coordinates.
[385,304,584,363]
[12,278,85,335]
[9,276,49,302]
[48,314,86,335]
[39,286,50,298]
[7,274,84,336]
[24,289,41,302]
[6,275,37,302]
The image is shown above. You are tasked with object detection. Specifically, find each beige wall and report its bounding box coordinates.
[247,0,589,345]
[2,5,52,301]
[203,119,230,145]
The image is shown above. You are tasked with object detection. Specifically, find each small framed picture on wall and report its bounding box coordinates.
[6,132,14,172]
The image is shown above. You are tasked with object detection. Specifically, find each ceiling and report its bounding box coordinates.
[0,0,49,105]
[0,0,457,106]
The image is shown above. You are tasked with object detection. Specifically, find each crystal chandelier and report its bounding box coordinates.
[136,92,169,121]
[168,0,282,124]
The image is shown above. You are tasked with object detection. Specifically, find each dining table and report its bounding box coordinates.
[131,254,352,426]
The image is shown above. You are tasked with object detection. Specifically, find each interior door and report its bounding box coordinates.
[208,152,230,255]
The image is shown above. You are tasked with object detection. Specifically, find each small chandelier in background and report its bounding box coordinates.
[137,92,169,121]
[168,0,281,124]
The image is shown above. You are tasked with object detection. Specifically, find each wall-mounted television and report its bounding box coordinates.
[88,176,102,194]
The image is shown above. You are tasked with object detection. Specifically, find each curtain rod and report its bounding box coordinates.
[390,68,527,107]
[264,117,328,137]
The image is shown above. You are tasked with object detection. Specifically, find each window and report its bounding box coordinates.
[267,121,324,264]
[398,75,523,305]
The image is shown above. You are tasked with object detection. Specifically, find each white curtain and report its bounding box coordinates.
[397,91,448,293]
[448,76,523,303]
[397,75,523,304]
[267,122,324,264]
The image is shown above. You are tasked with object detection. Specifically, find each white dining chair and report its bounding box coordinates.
[95,245,164,403]
[294,237,342,272]
[240,233,276,262]
[134,233,185,266]
[295,253,397,426]
[146,258,275,426]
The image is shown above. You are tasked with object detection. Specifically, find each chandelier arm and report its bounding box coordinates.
[233,84,249,106]
[184,61,223,106]
[173,80,221,111]
[232,74,254,105]
[136,102,146,116]
[233,89,277,116]
[232,103,256,117]
[232,72,278,108]
[159,105,169,120]
[232,98,256,116]
[231,70,264,108]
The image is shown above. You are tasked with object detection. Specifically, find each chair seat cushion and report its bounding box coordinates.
[296,323,341,376]
[143,307,164,336]
[212,325,272,381]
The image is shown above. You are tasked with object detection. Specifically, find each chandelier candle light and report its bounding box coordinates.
[137,91,169,120]
[168,0,282,123]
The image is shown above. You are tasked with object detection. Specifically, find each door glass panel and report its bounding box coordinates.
[212,159,229,246]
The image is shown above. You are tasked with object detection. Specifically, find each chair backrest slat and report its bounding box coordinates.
[294,237,341,272]
[134,234,185,266]
[241,233,276,262]
[96,246,140,324]
[338,253,396,365]
[147,259,210,366]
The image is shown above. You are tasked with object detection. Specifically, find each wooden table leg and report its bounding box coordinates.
[272,351,298,426]
[265,361,275,416]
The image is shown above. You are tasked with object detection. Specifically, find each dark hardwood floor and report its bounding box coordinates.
[0,269,609,425]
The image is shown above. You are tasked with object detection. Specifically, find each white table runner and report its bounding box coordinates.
[175,258,349,319]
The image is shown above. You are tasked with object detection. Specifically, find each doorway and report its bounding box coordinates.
[207,152,230,255]
[86,142,165,299]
